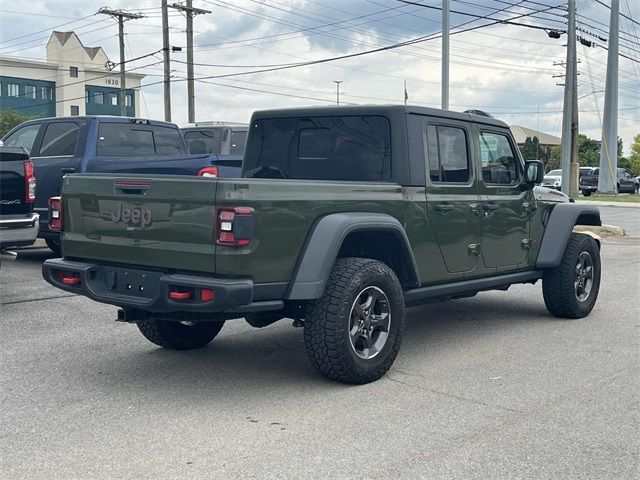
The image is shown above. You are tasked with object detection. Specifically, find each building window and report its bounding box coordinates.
[25,85,36,99]
[8,83,19,97]
[70,66,78,77]
[93,92,103,104]
[110,94,118,106]
[125,94,132,107]
[41,86,53,100]
[70,105,79,116]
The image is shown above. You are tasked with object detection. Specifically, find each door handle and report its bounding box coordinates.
[483,202,499,212]
[61,168,76,173]
[469,203,482,215]
[435,203,455,213]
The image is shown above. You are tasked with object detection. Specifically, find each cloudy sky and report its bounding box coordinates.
[1,0,638,153]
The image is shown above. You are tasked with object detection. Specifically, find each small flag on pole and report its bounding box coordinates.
[404,80,408,105]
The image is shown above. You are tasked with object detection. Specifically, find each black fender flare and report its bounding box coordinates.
[285,212,420,300]
[536,203,601,268]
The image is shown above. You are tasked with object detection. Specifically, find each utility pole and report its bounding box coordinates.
[559,0,576,195]
[441,0,450,110]
[570,47,579,199]
[162,0,171,122]
[598,0,619,194]
[98,8,145,117]
[170,1,211,123]
[334,81,343,105]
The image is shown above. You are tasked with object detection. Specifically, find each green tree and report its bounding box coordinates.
[0,109,37,138]
[577,134,600,167]
[520,136,540,160]
[629,133,640,175]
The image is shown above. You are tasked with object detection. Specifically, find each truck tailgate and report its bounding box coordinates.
[62,174,218,273]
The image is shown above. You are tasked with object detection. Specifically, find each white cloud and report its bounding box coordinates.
[1,0,638,153]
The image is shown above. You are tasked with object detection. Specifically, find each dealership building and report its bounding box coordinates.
[0,31,144,118]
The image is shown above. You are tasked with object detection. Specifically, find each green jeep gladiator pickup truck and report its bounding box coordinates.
[43,105,602,384]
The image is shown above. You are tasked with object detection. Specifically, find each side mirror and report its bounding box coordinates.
[523,160,544,187]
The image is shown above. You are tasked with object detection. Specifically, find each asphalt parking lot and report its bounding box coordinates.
[1,206,638,480]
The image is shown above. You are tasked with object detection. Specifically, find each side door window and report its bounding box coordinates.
[39,122,80,157]
[2,123,42,153]
[478,132,519,185]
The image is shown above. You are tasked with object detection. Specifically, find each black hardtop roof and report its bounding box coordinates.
[13,115,177,128]
[249,104,509,128]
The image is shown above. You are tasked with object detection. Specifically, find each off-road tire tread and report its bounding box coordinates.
[304,257,405,384]
[542,233,600,318]
[137,318,224,350]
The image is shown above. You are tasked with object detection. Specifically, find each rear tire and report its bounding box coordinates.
[542,233,601,318]
[137,317,224,350]
[303,258,405,384]
[45,238,62,257]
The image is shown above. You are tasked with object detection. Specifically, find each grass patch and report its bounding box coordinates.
[578,194,640,203]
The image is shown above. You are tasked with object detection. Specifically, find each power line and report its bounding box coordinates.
[594,0,640,28]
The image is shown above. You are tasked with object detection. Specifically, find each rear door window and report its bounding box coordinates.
[39,122,80,156]
[426,125,470,183]
[243,116,391,181]
[2,123,42,153]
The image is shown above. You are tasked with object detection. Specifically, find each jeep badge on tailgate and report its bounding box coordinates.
[110,202,152,228]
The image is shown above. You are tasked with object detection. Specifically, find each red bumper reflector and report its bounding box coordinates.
[200,288,215,301]
[62,276,80,285]
[169,291,192,300]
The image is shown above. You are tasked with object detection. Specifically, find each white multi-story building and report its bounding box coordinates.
[0,31,144,118]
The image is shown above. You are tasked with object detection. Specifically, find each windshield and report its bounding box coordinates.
[546,169,562,176]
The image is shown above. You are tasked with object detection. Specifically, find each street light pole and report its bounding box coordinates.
[334,81,343,106]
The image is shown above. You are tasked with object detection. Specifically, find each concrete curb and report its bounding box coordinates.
[573,224,625,240]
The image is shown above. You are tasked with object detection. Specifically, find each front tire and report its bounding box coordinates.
[542,233,601,318]
[582,190,592,197]
[304,258,405,384]
[137,317,224,350]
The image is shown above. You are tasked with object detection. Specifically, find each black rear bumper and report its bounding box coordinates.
[42,258,255,313]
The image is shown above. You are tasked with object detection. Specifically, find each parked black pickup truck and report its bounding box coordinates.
[1,116,243,254]
[580,167,639,196]
[0,147,38,250]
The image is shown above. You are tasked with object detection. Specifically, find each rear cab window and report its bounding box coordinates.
[243,116,391,181]
[183,129,223,154]
[97,123,185,156]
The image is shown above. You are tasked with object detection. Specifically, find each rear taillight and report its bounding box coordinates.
[216,207,255,247]
[198,166,218,177]
[24,160,36,203]
[49,196,63,232]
